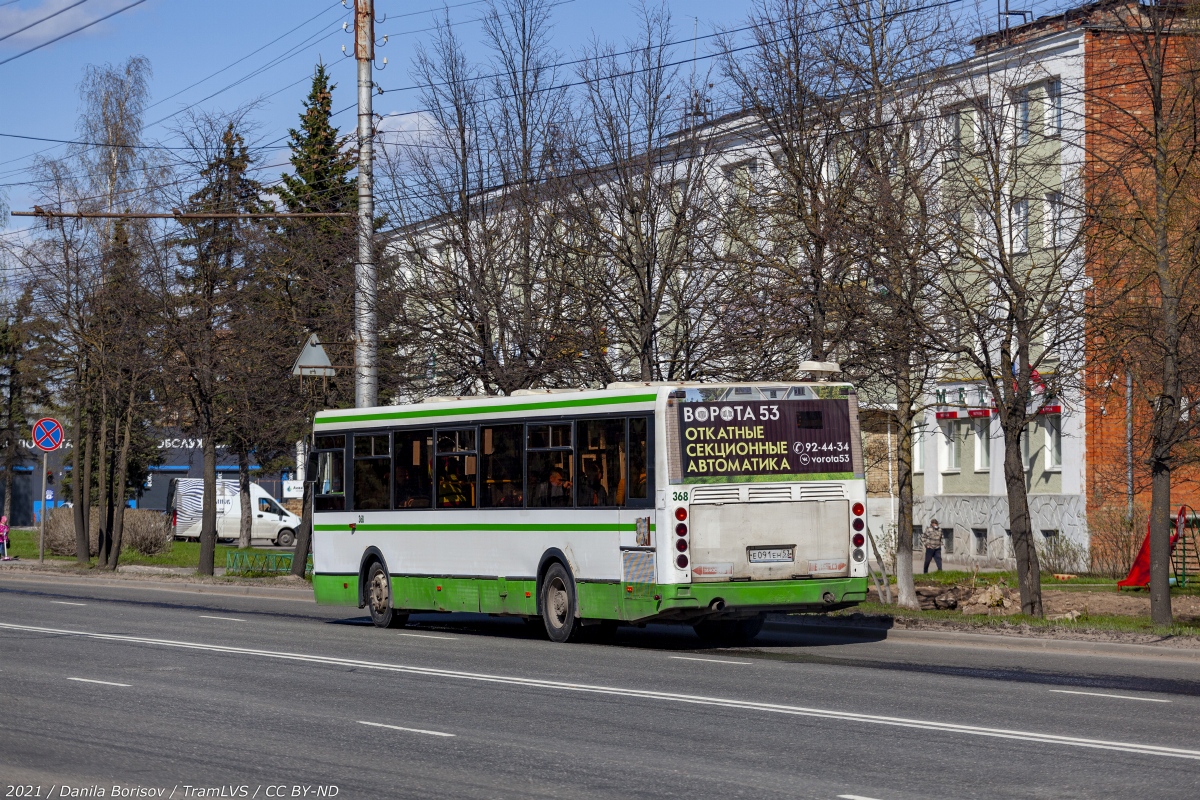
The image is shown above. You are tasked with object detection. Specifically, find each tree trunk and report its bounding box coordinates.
[1002,418,1042,616]
[238,448,252,550]
[893,435,918,607]
[95,391,110,566]
[80,407,94,558]
[72,392,89,563]
[198,432,217,576]
[290,480,312,578]
[106,397,135,571]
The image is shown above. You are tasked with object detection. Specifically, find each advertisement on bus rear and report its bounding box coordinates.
[677,399,854,482]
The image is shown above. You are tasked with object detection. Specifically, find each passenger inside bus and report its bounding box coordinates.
[530,468,572,507]
[579,463,609,506]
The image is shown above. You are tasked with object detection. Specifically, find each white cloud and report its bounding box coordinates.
[0,0,137,47]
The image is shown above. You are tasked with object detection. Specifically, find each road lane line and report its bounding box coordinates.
[838,795,884,800]
[1050,689,1171,703]
[670,655,751,665]
[67,677,130,687]
[199,615,247,622]
[51,601,86,606]
[4,621,1197,761]
[397,632,456,640]
[358,720,455,737]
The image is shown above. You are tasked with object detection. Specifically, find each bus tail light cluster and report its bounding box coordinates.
[675,508,689,569]
[851,501,866,564]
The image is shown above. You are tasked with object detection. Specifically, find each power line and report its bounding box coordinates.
[0,0,91,43]
[0,0,146,67]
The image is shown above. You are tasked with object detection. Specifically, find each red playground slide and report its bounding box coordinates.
[1117,508,1184,589]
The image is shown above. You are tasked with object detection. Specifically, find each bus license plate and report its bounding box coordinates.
[748,547,794,564]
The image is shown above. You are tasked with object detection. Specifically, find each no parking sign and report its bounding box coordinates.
[31,417,63,563]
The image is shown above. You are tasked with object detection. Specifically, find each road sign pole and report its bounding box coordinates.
[38,451,46,564]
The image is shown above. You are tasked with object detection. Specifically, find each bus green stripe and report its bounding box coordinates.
[314,393,657,426]
[314,522,655,532]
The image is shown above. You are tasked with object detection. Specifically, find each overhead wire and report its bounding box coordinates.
[0,0,91,43]
[0,0,145,67]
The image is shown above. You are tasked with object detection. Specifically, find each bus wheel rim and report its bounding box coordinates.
[548,578,569,627]
[370,572,388,614]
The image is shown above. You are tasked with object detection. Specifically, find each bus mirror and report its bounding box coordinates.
[305,452,318,482]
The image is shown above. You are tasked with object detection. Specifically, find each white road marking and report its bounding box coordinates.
[1050,689,1171,703]
[199,616,247,622]
[838,795,884,800]
[51,601,86,606]
[358,720,455,737]
[67,677,130,687]
[670,655,751,665]
[396,631,456,640]
[5,621,1197,761]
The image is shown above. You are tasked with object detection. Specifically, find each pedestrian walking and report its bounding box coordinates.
[922,517,943,573]
[0,515,10,561]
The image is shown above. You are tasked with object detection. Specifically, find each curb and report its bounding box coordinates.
[764,616,1200,662]
[0,572,317,601]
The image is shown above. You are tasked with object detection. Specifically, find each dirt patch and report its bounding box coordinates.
[1044,589,1200,622]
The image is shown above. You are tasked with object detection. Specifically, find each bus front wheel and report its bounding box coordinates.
[366,562,408,629]
[540,562,580,643]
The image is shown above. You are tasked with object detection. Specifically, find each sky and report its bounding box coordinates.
[0,0,1071,239]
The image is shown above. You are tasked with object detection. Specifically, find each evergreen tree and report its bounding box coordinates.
[273,64,357,343]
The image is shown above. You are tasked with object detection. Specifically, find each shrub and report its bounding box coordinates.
[1037,532,1088,575]
[121,509,173,555]
[43,507,171,557]
[1088,501,1147,578]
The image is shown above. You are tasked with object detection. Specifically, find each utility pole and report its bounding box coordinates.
[354,0,378,408]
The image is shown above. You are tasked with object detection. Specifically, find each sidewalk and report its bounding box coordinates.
[0,560,315,600]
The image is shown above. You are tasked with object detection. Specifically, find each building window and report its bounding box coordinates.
[945,108,962,159]
[1045,79,1062,137]
[1014,88,1031,145]
[913,425,925,473]
[1046,415,1062,469]
[942,526,955,554]
[1044,191,1063,249]
[975,419,991,471]
[913,524,923,551]
[1012,198,1029,254]
[1041,529,1059,540]
[1021,426,1031,467]
[941,421,960,472]
[973,528,988,556]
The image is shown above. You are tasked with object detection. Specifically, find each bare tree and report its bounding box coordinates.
[568,2,719,382]
[934,35,1087,616]
[1086,0,1200,625]
[379,0,584,397]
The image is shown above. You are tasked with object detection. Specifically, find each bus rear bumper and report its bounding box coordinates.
[643,577,869,622]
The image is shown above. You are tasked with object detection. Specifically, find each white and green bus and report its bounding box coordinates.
[308,381,870,643]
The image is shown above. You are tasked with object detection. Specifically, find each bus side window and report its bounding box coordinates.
[527,423,573,507]
[394,429,433,509]
[436,428,477,508]
[627,417,649,502]
[313,433,346,511]
[481,425,523,508]
[576,418,623,508]
[353,433,391,511]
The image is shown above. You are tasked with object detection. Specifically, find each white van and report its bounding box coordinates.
[170,478,302,546]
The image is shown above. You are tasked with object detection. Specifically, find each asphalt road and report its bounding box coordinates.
[1,576,1198,799]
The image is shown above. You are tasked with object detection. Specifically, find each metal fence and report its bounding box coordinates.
[225,550,312,576]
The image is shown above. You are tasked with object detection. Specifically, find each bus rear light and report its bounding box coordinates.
[852,518,864,531]
[852,533,865,547]
[852,502,865,516]
[675,538,688,552]
[675,507,687,521]
[676,554,689,569]
[852,548,865,563]
[675,522,688,537]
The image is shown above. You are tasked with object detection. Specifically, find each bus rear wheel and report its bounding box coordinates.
[692,615,764,645]
[366,562,408,629]
[540,562,581,643]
